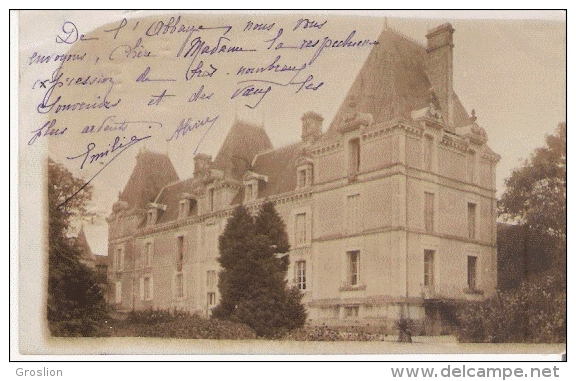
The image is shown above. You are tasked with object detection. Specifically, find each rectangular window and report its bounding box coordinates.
[467,152,476,183]
[115,247,124,271]
[424,250,435,287]
[424,192,435,232]
[348,138,360,176]
[206,224,219,257]
[344,306,359,318]
[177,236,184,272]
[467,256,477,290]
[207,292,216,306]
[247,184,254,201]
[295,213,307,246]
[145,242,152,267]
[141,276,152,301]
[175,273,184,298]
[297,169,307,188]
[207,270,217,291]
[209,188,215,212]
[179,200,187,219]
[467,203,477,239]
[115,281,122,304]
[424,135,434,171]
[306,167,313,187]
[346,194,360,234]
[347,250,360,286]
[295,260,306,290]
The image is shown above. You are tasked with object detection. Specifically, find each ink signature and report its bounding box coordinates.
[59,134,150,209]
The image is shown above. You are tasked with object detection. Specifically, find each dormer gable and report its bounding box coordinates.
[296,156,314,189]
[243,171,268,203]
[146,202,167,226]
[178,193,198,220]
[339,111,373,134]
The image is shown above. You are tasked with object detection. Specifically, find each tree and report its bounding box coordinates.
[47,158,107,336]
[499,122,566,274]
[213,202,306,337]
[499,122,566,239]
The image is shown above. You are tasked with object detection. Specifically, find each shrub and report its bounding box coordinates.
[108,309,257,339]
[457,274,566,343]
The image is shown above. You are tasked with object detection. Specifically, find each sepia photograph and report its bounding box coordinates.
[14,10,566,358]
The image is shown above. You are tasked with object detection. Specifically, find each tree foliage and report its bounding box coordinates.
[499,122,566,239]
[213,202,306,337]
[487,123,567,343]
[457,275,566,343]
[47,158,107,336]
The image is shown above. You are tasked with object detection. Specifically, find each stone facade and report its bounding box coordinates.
[107,23,500,331]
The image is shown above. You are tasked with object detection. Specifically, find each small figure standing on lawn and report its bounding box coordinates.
[396,318,413,343]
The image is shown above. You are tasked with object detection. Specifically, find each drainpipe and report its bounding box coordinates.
[404,132,410,320]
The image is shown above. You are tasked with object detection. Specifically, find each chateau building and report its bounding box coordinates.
[107,23,500,330]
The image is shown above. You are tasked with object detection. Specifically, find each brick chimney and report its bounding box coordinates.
[301,111,323,143]
[193,153,212,179]
[426,23,455,132]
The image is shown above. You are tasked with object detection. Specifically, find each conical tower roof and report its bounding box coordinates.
[118,149,179,209]
[212,120,273,181]
[76,225,95,263]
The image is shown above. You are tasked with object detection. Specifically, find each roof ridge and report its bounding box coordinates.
[386,27,426,49]
[153,178,185,203]
[253,141,301,161]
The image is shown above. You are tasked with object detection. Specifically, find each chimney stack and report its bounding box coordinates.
[193,153,212,179]
[301,111,324,143]
[426,23,455,132]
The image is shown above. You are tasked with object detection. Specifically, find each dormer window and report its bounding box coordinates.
[348,138,361,177]
[178,194,197,219]
[208,188,215,212]
[243,171,268,203]
[147,209,156,226]
[244,180,257,203]
[179,200,187,219]
[146,203,166,226]
[296,158,313,189]
[246,183,254,201]
[297,169,307,188]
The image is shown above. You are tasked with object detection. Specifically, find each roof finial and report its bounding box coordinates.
[470,109,477,122]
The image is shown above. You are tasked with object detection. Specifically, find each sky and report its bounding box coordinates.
[18,10,566,257]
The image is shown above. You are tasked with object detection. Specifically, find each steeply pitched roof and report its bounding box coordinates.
[252,143,304,198]
[76,226,95,263]
[153,178,201,224]
[119,149,179,210]
[212,120,273,181]
[325,28,470,138]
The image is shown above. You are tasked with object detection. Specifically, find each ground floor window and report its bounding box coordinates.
[175,273,184,298]
[347,250,360,286]
[115,281,122,304]
[295,260,306,290]
[207,292,216,306]
[467,256,478,290]
[344,306,359,318]
[140,276,153,301]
